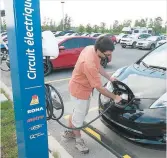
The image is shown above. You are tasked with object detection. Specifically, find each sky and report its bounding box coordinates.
[39,0,167,27]
[1,0,167,27]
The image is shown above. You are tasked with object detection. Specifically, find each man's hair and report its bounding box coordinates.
[95,36,115,53]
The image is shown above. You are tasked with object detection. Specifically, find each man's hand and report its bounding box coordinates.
[114,95,122,103]
[110,77,117,82]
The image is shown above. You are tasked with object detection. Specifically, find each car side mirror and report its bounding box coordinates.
[59,46,65,50]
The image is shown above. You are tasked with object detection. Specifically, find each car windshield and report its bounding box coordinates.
[142,43,167,68]
[129,35,136,38]
[146,36,158,41]
[123,35,128,38]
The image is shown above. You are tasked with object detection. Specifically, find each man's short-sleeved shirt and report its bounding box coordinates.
[69,45,102,100]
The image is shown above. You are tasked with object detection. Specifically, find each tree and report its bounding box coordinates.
[78,24,85,33]
[49,19,56,31]
[148,18,154,28]
[100,22,106,33]
[123,19,132,27]
[112,20,123,34]
[57,20,63,31]
[140,18,147,27]
[154,17,163,34]
[93,25,99,33]
[113,20,119,30]
[85,23,92,33]
[64,14,72,30]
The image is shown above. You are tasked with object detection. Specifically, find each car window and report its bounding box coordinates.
[77,38,96,47]
[142,43,167,68]
[143,34,150,38]
[60,38,79,49]
[134,30,139,33]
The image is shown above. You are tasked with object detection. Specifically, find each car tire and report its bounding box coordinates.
[101,57,108,68]
[132,42,137,48]
[150,44,155,50]
[44,60,52,76]
[122,45,126,48]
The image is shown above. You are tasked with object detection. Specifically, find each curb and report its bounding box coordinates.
[0,80,73,158]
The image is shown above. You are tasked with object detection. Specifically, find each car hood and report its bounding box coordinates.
[138,40,153,44]
[116,64,166,99]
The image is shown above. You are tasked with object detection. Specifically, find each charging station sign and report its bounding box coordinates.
[4,0,49,157]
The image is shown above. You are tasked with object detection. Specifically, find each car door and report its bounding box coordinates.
[52,38,79,68]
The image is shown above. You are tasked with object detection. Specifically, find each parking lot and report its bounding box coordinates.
[1,44,166,158]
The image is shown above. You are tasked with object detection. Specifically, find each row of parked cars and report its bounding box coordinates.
[53,31,117,45]
[117,33,166,50]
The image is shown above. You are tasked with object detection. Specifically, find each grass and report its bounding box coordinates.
[1,90,18,158]
[53,151,61,158]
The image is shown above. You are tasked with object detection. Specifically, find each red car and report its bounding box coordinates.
[98,33,117,45]
[44,36,112,76]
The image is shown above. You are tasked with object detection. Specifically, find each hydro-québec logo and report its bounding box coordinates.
[27,107,44,114]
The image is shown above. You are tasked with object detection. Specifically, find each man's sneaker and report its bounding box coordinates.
[61,130,75,140]
[75,138,89,154]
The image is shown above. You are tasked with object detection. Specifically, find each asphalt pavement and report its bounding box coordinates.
[1,44,166,158]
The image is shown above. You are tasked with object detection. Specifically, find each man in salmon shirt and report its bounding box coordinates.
[62,36,122,154]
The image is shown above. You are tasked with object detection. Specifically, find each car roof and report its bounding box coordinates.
[55,36,96,43]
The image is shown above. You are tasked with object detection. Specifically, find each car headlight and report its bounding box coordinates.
[150,93,167,109]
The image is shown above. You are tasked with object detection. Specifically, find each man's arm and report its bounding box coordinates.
[99,66,111,80]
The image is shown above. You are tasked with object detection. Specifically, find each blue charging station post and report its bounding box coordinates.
[4,0,49,157]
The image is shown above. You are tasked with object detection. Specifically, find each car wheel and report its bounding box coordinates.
[150,44,155,50]
[132,42,137,48]
[122,45,126,48]
[101,57,108,68]
[44,60,52,76]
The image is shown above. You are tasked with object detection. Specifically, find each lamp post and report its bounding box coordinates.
[61,1,65,31]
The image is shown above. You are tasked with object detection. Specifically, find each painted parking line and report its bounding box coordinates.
[45,71,114,84]
[84,127,101,141]
[45,77,71,84]
[64,106,98,120]
[123,155,132,158]
[82,123,134,158]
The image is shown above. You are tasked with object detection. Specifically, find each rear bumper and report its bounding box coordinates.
[120,42,133,46]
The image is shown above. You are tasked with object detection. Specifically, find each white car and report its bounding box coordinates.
[120,33,151,48]
[116,33,126,43]
[69,33,80,36]
[81,33,90,37]
[90,33,102,37]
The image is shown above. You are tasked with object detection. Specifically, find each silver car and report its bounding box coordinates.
[136,36,162,50]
